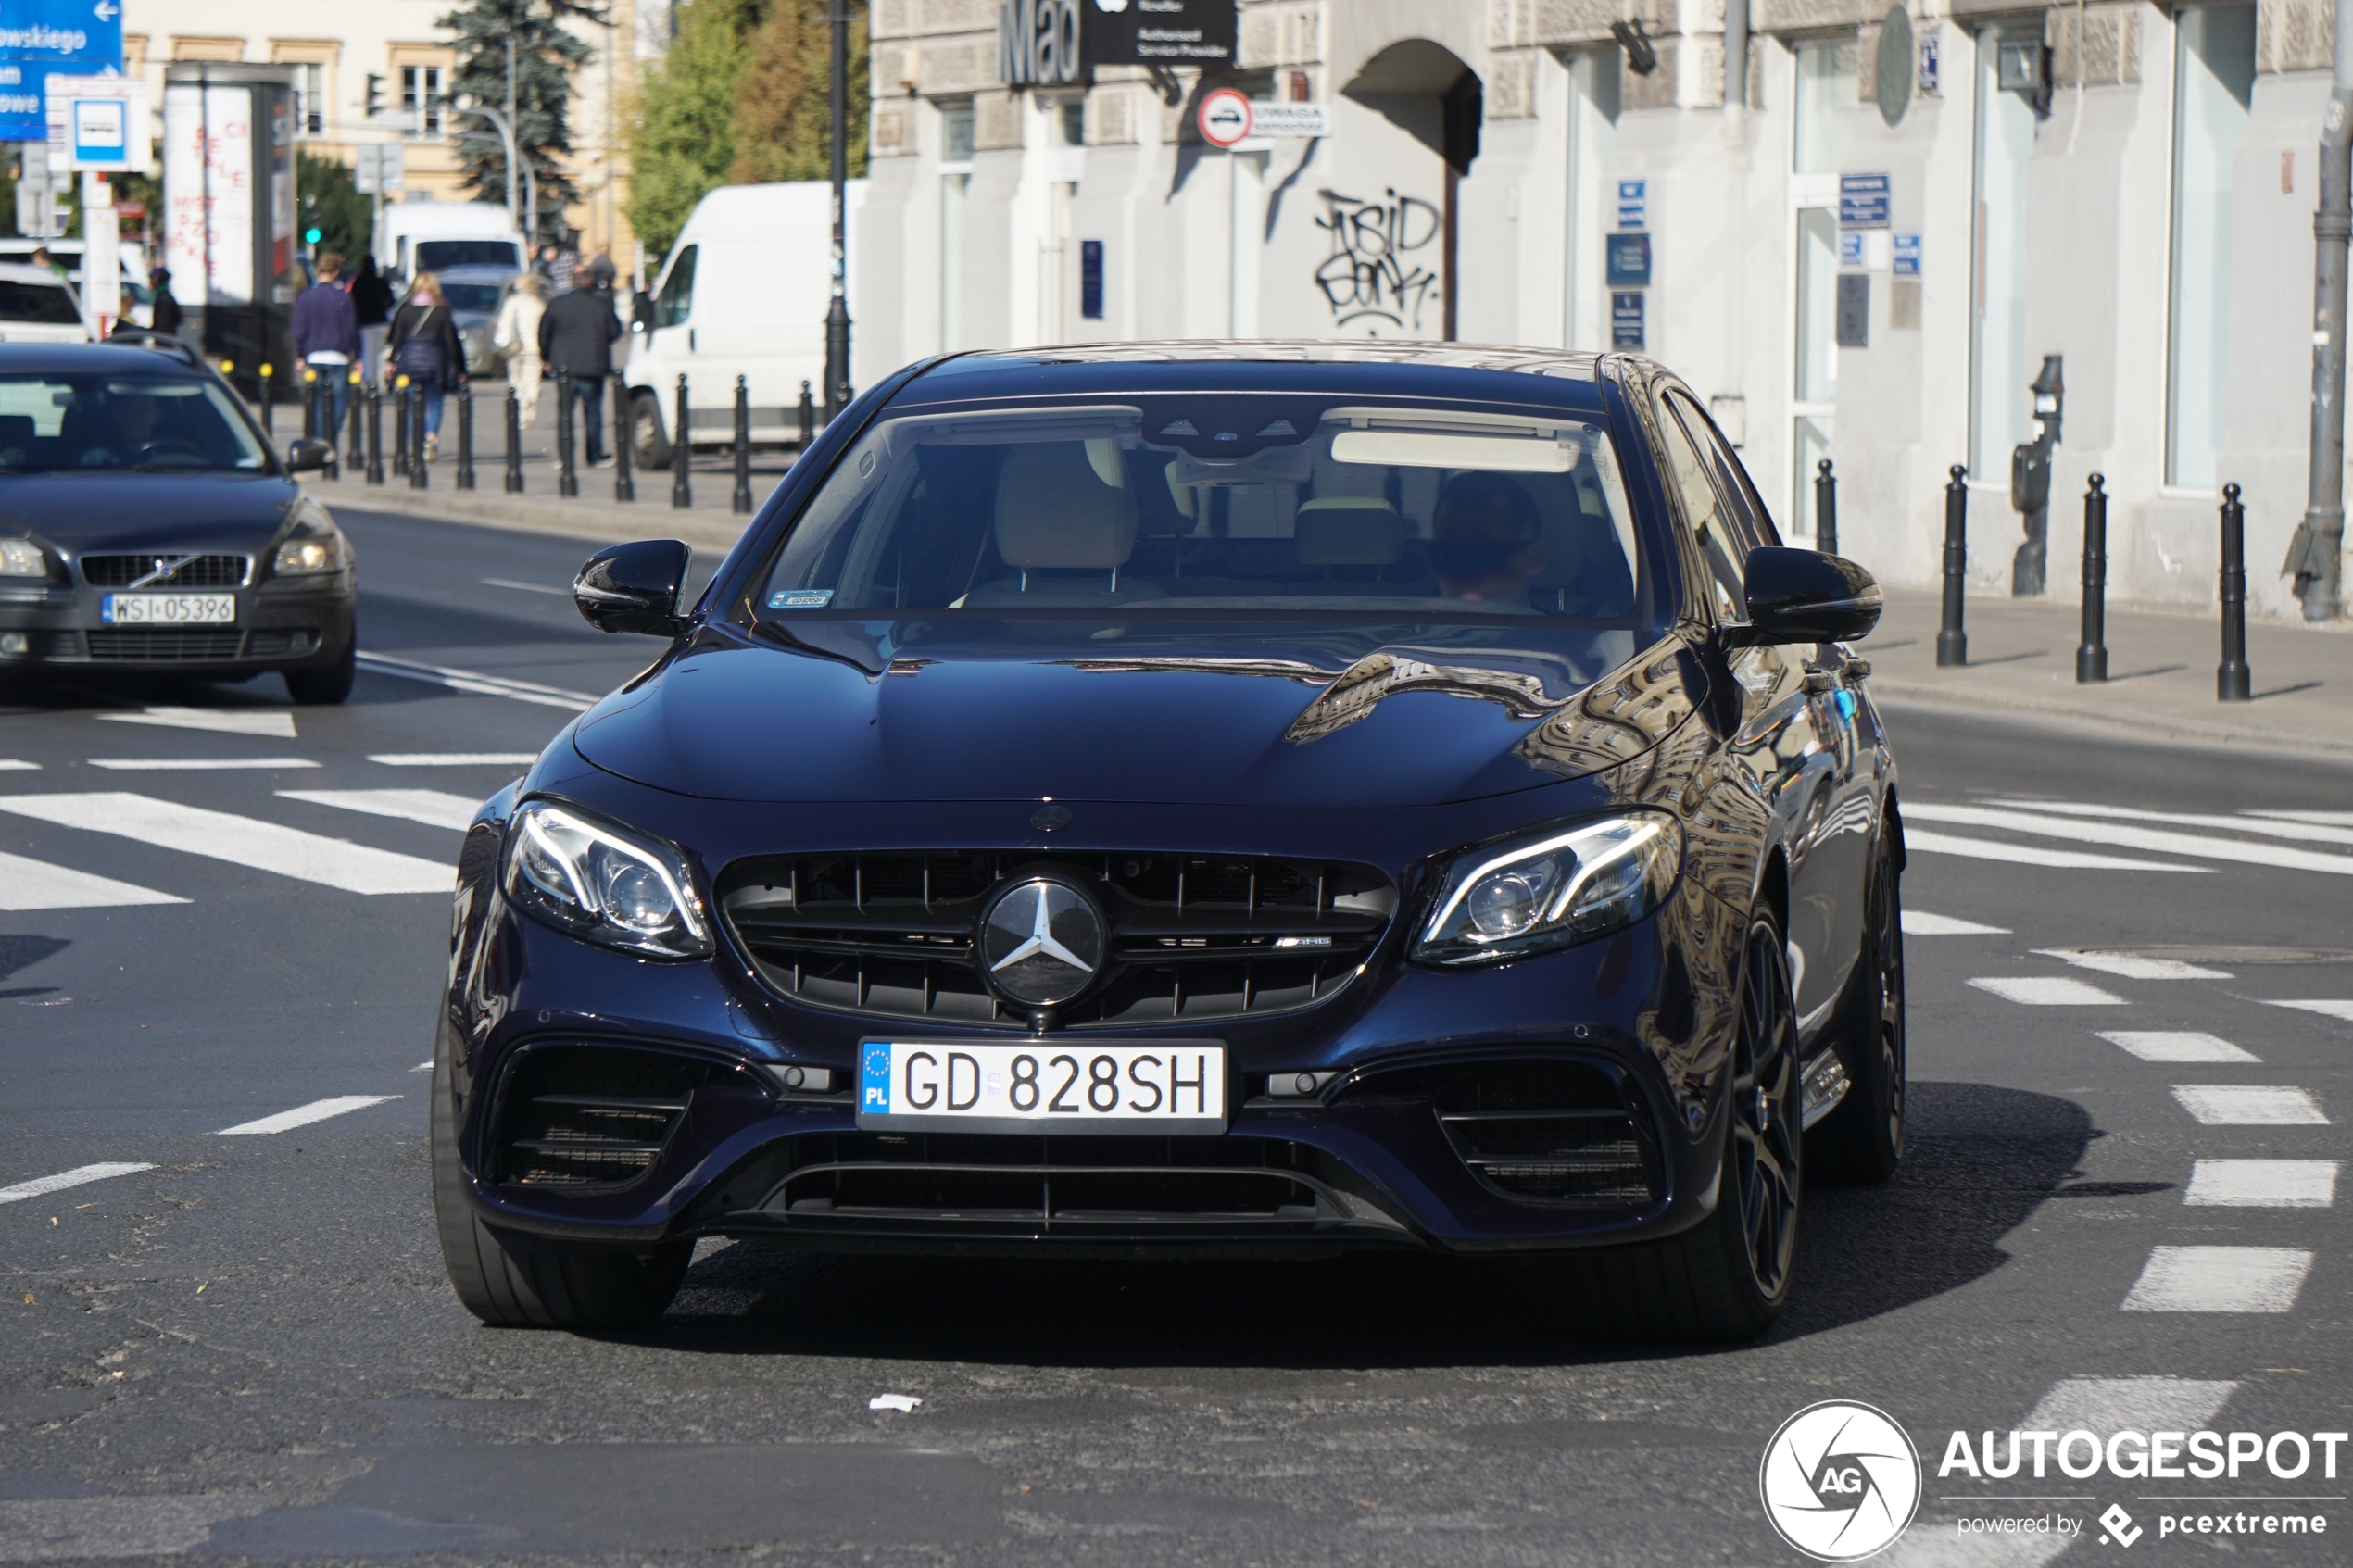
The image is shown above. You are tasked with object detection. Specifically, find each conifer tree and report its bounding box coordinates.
[438,0,601,241]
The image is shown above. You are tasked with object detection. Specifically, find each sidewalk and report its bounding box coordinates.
[1866,585,2353,759]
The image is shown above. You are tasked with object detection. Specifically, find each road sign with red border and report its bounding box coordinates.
[1197,88,1252,150]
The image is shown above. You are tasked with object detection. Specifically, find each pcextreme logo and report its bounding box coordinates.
[1760,1400,1925,1561]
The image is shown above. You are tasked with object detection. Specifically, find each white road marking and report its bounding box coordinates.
[218,1095,401,1135]
[2023,1376,2238,1436]
[1903,829,2207,872]
[88,757,318,771]
[1902,911,2010,935]
[277,788,481,833]
[355,652,597,711]
[0,849,186,911]
[1993,798,2353,848]
[1907,802,2353,876]
[2121,1246,2313,1311]
[368,752,538,767]
[0,794,453,896]
[1967,976,2126,1006]
[0,1161,156,1206]
[482,576,567,595]
[2264,998,2353,1022]
[2032,947,2232,980]
[2171,1085,2329,1124]
[0,759,39,770]
[2246,809,2353,827]
[411,1060,433,1072]
[2098,1030,2259,1063]
[2184,1159,2338,1208]
[94,706,296,738]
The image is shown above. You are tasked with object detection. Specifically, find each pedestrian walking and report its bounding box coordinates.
[386,272,466,462]
[494,273,547,427]
[536,256,623,467]
[147,267,183,337]
[290,251,361,437]
[349,254,395,385]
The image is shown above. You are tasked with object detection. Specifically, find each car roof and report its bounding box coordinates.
[892,340,1618,414]
[0,262,76,286]
[0,342,208,375]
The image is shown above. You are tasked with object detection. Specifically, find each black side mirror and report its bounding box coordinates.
[1730,546,1882,646]
[285,438,335,472]
[575,539,692,636]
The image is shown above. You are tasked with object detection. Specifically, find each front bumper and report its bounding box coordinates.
[0,572,355,675]
[439,818,1751,1259]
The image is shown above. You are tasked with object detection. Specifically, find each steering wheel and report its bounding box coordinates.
[134,440,208,466]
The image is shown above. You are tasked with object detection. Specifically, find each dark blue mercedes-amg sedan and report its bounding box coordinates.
[431,343,1904,1342]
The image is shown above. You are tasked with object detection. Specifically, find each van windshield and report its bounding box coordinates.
[415,240,522,272]
[757,398,1646,622]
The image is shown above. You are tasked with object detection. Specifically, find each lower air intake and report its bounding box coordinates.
[1434,1062,1664,1206]
[492,1045,694,1189]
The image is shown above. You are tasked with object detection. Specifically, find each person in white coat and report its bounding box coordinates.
[494,273,547,426]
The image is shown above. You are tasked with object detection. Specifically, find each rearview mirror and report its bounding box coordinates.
[575,539,692,636]
[285,438,336,473]
[1730,546,1882,646]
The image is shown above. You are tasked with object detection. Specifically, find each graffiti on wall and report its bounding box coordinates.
[1312,187,1441,334]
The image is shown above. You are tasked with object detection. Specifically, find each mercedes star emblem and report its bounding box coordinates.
[979,877,1104,1007]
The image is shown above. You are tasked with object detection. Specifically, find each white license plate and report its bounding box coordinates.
[100,593,235,625]
[857,1040,1227,1135]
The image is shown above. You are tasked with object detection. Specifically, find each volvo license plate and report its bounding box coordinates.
[857,1040,1227,1135]
[100,593,235,624]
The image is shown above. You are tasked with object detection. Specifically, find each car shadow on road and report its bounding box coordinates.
[622,1081,2091,1369]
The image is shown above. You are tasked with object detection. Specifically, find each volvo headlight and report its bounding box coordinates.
[1412,811,1682,966]
[503,798,712,959]
[0,538,45,577]
[272,502,350,576]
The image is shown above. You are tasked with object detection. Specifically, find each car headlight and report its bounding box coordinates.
[503,798,712,959]
[0,538,45,577]
[272,502,350,576]
[1412,811,1682,966]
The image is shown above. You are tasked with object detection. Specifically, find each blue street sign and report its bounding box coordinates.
[1838,231,1865,269]
[1610,290,1645,350]
[1839,172,1891,229]
[0,0,126,141]
[1604,232,1652,288]
[1615,179,1646,231]
[1894,232,1922,277]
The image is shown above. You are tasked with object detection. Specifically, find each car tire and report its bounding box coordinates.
[1558,909,1804,1342]
[430,1045,690,1331]
[1806,817,1906,1185]
[283,640,356,706]
[629,390,672,470]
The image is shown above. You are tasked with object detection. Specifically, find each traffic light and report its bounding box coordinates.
[365,74,384,119]
[305,227,321,245]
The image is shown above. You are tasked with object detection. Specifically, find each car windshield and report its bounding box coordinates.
[416,240,521,272]
[439,281,504,314]
[758,398,1646,622]
[0,373,271,471]
[0,280,82,324]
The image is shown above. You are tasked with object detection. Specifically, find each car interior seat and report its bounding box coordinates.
[962,440,1163,606]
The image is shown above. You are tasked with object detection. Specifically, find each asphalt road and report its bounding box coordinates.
[1,508,2348,1565]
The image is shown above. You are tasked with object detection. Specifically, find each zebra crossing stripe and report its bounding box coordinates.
[276,789,483,833]
[2097,1031,2259,1063]
[0,848,186,910]
[217,1096,401,1135]
[2171,1085,2328,1124]
[2183,1160,2338,1208]
[0,794,452,896]
[0,1162,157,1205]
[2121,1247,2314,1311]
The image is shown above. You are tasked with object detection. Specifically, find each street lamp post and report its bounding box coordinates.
[822,0,852,422]
[456,102,535,248]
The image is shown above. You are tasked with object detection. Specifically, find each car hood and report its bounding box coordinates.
[2,473,301,553]
[571,619,1704,807]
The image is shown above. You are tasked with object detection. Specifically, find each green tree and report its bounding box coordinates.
[624,0,756,263]
[296,152,372,266]
[439,0,600,241]
[729,0,868,185]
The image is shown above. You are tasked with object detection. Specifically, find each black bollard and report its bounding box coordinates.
[346,372,366,471]
[408,386,430,489]
[301,369,318,440]
[2076,475,2108,683]
[1937,464,1969,667]
[733,375,753,514]
[258,364,274,439]
[2219,483,2252,702]
[364,383,385,484]
[503,385,525,494]
[611,373,635,502]
[556,366,579,497]
[391,378,410,476]
[798,379,815,449]
[1814,458,1838,556]
[673,374,693,508]
[455,383,476,490]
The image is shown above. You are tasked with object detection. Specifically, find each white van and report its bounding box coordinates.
[623,179,865,466]
[376,201,527,281]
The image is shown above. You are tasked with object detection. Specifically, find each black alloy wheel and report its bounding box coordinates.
[1809,818,1906,1183]
[1728,914,1802,1302]
[283,639,356,706]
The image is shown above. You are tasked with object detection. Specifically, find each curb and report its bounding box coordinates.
[1870,682,2353,762]
[306,477,768,552]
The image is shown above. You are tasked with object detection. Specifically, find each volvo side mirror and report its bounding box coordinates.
[1730,546,1882,646]
[575,539,692,636]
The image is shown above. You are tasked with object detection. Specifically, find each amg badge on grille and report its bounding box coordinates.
[979,876,1103,1006]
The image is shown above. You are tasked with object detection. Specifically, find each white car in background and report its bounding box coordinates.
[0,264,92,344]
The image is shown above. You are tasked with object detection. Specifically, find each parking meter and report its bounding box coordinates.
[2010,355,2063,596]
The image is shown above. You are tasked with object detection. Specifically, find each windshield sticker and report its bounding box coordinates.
[769,589,835,609]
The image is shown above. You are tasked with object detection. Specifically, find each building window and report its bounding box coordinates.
[2168,6,2257,489]
[939,100,974,164]
[1055,97,1084,148]
[401,65,442,136]
[294,62,324,137]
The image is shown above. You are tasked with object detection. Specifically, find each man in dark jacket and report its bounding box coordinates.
[536,256,623,466]
[148,268,182,337]
[291,252,361,436]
